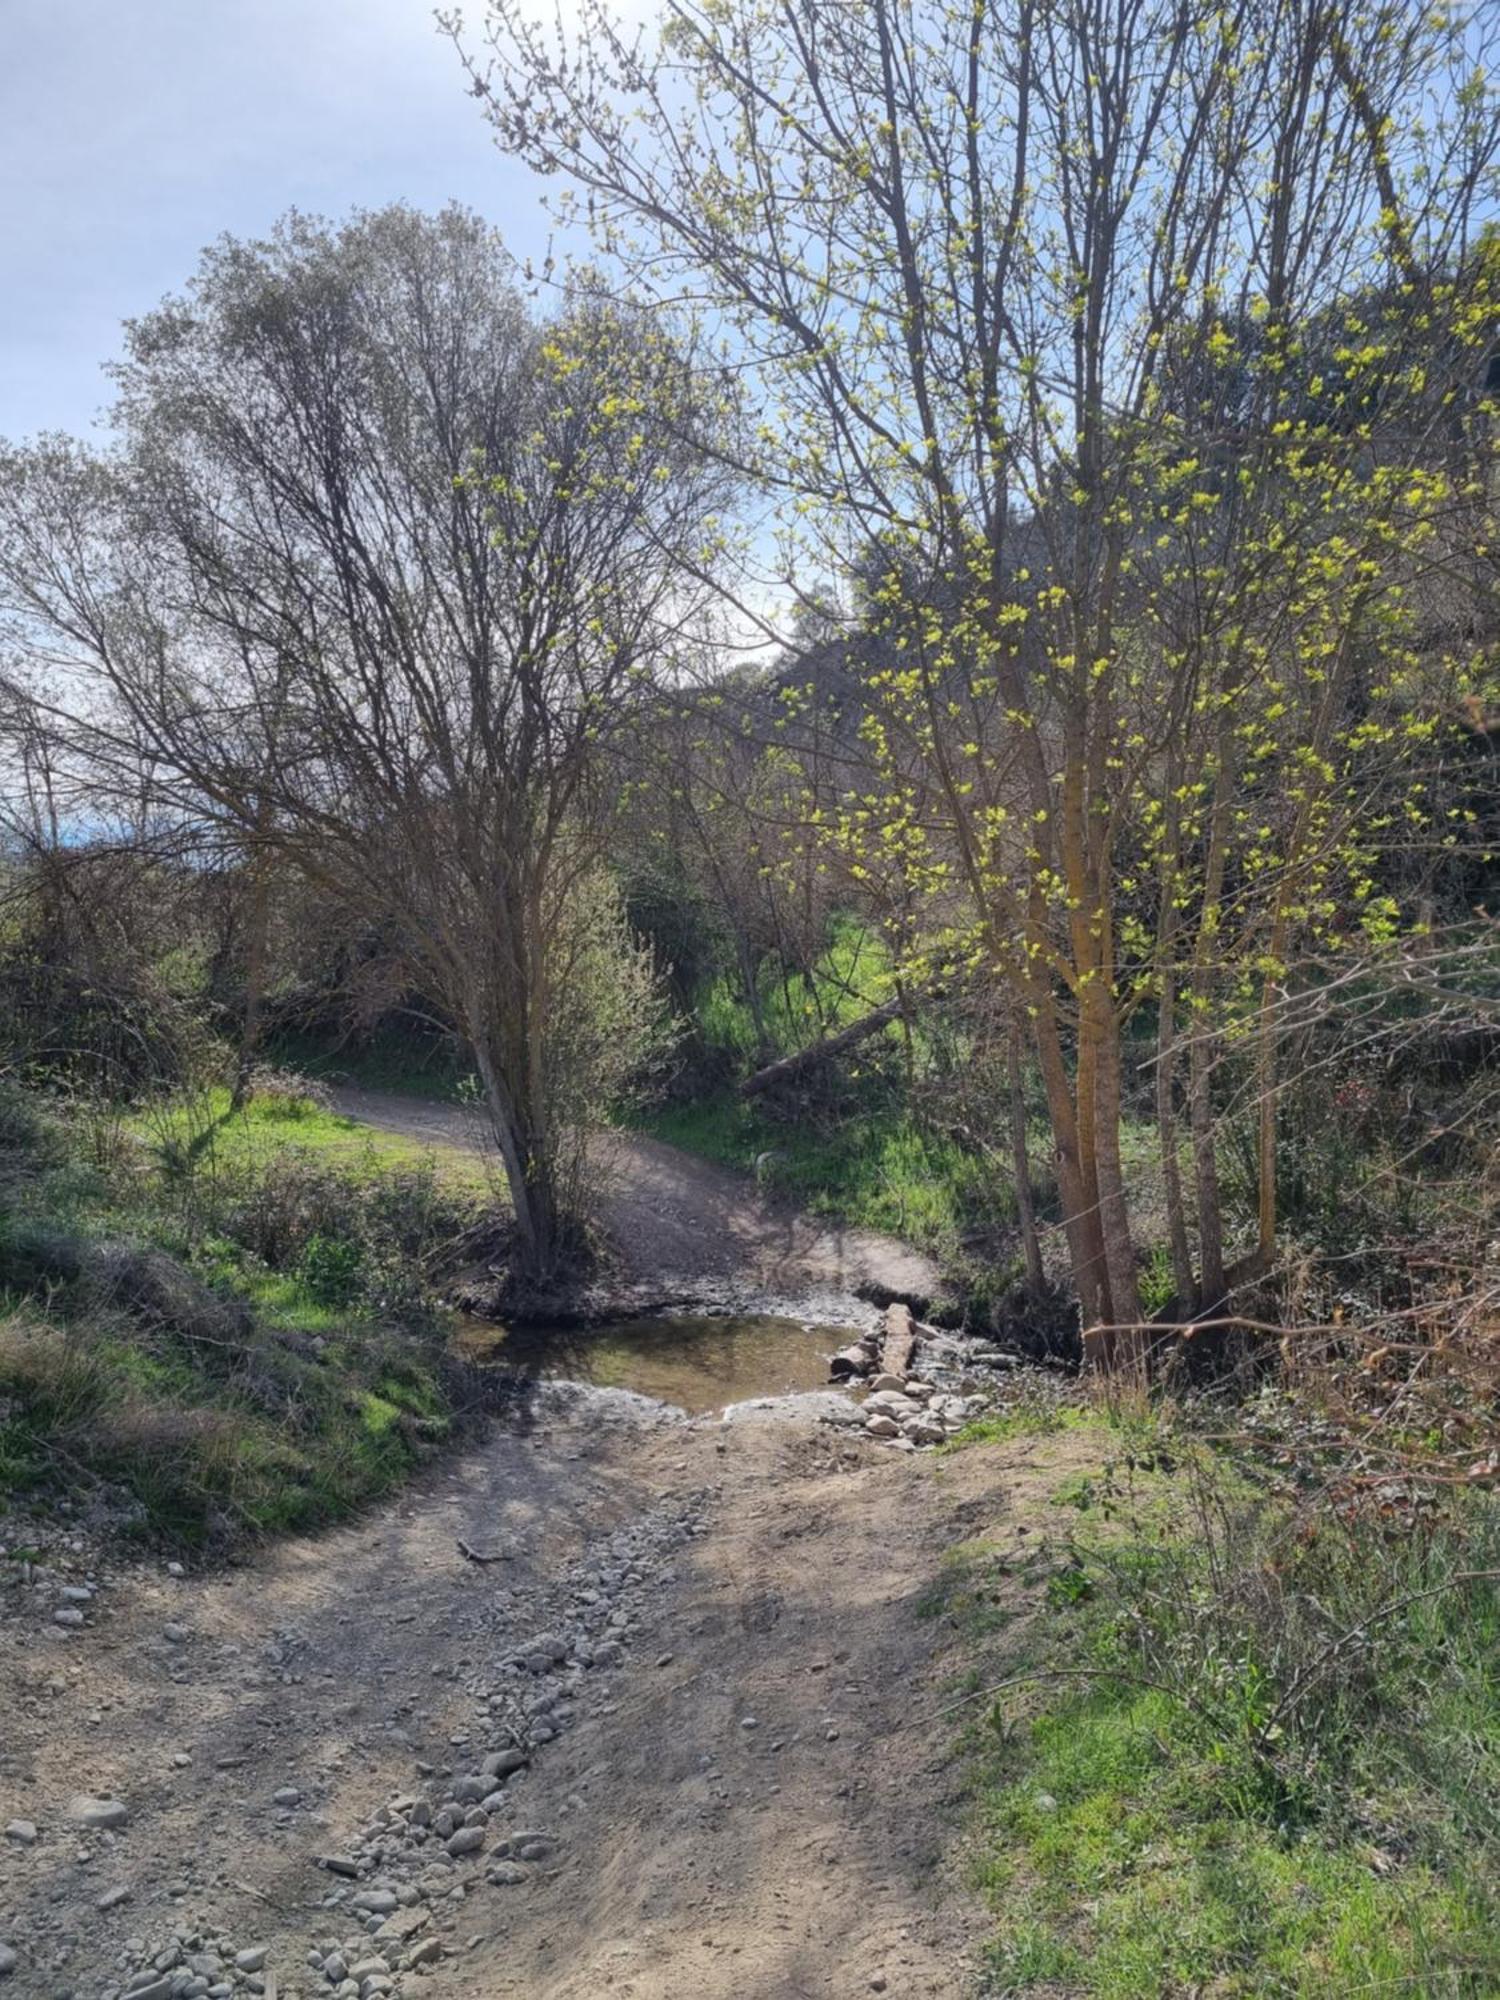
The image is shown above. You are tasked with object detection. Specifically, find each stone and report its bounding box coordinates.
[904,1418,945,1445]
[273,1787,302,1808]
[234,1949,268,1973]
[485,1862,528,1886]
[70,1795,128,1829]
[374,1910,427,1944]
[869,1372,907,1394]
[53,1607,85,1628]
[4,1820,36,1845]
[484,1744,532,1776]
[163,1624,189,1644]
[864,1416,900,1438]
[97,1885,132,1910]
[322,1953,348,1983]
[0,1946,15,1978]
[407,1937,442,1969]
[445,1827,485,1858]
[320,1855,361,1878]
[351,1892,397,1916]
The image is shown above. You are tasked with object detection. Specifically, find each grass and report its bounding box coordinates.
[0,1080,482,1543]
[134,1082,495,1196]
[637,1088,997,1257]
[941,1422,1500,1997]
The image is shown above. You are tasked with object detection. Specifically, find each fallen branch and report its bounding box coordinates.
[737,997,903,1098]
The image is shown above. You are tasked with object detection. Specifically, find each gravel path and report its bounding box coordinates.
[0,1396,1100,1997]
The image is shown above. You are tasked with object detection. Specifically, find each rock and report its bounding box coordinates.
[450,1776,488,1804]
[352,1892,397,1916]
[869,1372,907,1394]
[163,1623,189,1644]
[53,1607,85,1628]
[70,1795,128,1829]
[4,1820,37,1845]
[123,1981,174,2000]
[480,1748,527,1780]
[97,1885,132,1910]
[320,1855,361,1878]
[234,1949,268,1972]
[864,1415,900,1438]
[406,1938,442,1969]
[445,1826,485,1858]
[485,1862,528,1886]
[272,1787,302,1808]
[322,1953,348,1983]
[374,1909,427,1944]
[0,1946,15,1978]
[60,1583,93,1602]
[902,1379,934,1401]
[904,1418,946,1445]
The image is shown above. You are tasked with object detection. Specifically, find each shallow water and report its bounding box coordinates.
[453,1311,866,1415]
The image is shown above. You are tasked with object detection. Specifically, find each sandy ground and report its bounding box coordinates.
[0,1107,1081,2000]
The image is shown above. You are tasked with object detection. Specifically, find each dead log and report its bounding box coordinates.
[829,1344,873,1380]
[737,997,903,1099]
[883,1301,919,1380]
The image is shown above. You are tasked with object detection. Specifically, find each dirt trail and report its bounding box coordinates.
[0,1108,1082,2000]
[326,1086,939,1303]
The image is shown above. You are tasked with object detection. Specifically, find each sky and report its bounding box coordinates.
[0,0,563,442]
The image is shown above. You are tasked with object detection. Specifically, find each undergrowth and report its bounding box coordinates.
[0,1079,486,1543]
[951,1423,1500,1997]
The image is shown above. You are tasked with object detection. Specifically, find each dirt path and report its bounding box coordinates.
[326,1086,939,1303]
[0,1111,1083,2000]
[0,1400,1098,1999]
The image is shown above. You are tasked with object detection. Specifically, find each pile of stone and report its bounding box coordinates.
[107,1930,272,2000]
[861,1377,987,1448]
[828,1301,1009,1448]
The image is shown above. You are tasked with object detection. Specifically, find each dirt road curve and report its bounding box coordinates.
[326,1087,940,1303]
[0,1110,1079,2000]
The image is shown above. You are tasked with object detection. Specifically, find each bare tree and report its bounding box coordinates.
[0,205,730,1281]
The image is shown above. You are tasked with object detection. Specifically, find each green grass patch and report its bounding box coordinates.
[951,1438,1500,1996]
[0,1082,474,1544]
[135,1084,493,1194]
[637,1088,994,1257]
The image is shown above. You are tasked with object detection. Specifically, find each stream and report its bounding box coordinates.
[453,1310,868,1416]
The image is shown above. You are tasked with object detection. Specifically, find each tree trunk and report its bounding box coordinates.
[1155,963,1196,1312]
[1006,1018,1047,1299]
[471,1035,559,1283]
[738,996,902,1098]
[1188,1017,1226,1304]
[1029,987,1108,1328]
[230,834,270,1112]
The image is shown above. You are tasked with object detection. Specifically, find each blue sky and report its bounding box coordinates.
[1,0,559,441]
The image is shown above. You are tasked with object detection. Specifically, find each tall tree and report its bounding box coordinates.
[0,205,730,1279]
[462,0,1500,1341]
